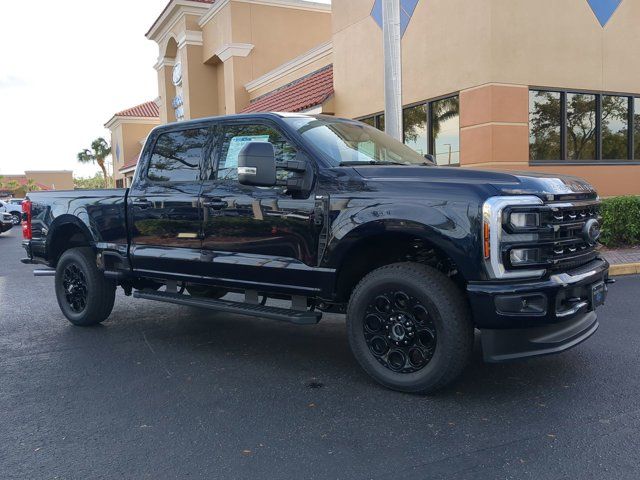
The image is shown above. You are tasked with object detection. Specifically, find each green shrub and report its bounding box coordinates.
[599,196,640,247]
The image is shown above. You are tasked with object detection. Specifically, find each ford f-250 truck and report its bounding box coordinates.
[20,113,611,393]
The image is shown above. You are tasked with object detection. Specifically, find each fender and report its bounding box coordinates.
[321,199,482,281]
[46,214,97,253]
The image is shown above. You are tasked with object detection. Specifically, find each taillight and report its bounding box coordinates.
[21,200,32,240]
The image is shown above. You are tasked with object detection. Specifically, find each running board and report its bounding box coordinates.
[133,290,322,325]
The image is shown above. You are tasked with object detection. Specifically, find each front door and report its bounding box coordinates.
[199,121,330,295]
[128,126,211,278]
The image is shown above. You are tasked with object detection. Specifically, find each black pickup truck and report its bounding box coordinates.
[21,113,610,393]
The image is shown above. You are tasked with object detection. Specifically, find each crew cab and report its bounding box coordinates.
[20,113,611,393]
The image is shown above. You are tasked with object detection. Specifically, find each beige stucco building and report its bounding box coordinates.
[1,171,74,196]
[106,0,640,196]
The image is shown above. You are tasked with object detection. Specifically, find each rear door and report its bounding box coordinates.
[128,126,212,278]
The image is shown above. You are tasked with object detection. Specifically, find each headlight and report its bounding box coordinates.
[509,212,539,229]
[482,196,546,279]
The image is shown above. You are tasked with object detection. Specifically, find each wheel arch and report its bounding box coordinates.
[324,219,475,302]
[47,215,95,266]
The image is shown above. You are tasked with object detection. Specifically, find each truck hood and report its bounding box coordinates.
[352,166,597,198]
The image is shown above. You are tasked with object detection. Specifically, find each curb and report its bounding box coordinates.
[609,263,640,276]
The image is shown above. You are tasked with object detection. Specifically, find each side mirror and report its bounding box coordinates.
[237,142,277,187]
[424,153,436,164]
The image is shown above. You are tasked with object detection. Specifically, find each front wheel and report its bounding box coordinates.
[346,262,474,394]
[10,212,20,225]
[55,247,116,326]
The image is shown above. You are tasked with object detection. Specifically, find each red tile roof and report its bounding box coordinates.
[119,155,140,173]
[6,178,51,191]
[241,65,334,114]
[115,101,159,118]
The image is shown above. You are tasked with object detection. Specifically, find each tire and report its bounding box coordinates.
[346,262,473,394]
[55,247,116,326]
[10,212,20,225]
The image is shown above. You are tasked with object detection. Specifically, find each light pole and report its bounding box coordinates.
[382,0,402,141]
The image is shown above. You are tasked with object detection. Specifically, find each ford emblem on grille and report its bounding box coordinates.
[582,218,601,245]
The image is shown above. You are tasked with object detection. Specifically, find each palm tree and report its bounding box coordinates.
[24,178,40,192]
[6,180,20,192]
[77,138,111,188]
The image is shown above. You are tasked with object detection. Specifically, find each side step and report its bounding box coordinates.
[133,290,322,325]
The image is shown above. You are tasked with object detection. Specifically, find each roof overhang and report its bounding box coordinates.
[104,116,161,130]
[146,0,212,42]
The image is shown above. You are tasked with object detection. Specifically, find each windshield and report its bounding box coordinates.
[282,116,431,167]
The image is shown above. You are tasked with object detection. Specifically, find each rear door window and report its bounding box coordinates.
[147,128,209,182]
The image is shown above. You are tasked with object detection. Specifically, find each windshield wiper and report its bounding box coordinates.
[339,160,407,166]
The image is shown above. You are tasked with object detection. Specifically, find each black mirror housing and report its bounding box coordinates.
[237,142,277,187]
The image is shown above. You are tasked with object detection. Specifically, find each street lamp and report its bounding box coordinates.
[382,0,402,141]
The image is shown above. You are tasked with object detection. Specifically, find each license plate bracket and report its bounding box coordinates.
[590,281,606,309]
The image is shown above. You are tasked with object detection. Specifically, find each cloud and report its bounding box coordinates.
[0,75,27,89]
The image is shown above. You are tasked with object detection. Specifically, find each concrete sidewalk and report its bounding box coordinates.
[601,247,640,276]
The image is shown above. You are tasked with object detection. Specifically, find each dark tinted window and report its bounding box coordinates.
[602,95,629,160]
[567,93,596,160]
[147,128,208,182]
[431,96,459,165]
[529,90,562,161]
[361,117,375,127]
[635,98,640,160]
[216,124,297,181]
[403,104,428,155]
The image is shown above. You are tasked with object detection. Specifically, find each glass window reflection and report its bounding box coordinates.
[602,96,629,160]
[403,104,428,155]
[430,96,459,165]
[529,90,561,161]
[567,93,597,160]
[635,98,640,160]
[147,128,208,182]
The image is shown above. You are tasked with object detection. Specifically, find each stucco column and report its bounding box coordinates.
[179,39,220,119]
[155,58,176,124]
[459,84,529,168]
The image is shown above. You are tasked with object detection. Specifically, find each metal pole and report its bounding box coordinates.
[382,0,402,141]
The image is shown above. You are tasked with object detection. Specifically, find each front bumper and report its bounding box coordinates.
[467,258,609,362]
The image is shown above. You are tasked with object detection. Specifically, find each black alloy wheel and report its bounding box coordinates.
[62,263,89,313]
[363,290,437,373]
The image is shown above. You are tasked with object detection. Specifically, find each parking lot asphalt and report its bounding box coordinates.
[1,226,639,480]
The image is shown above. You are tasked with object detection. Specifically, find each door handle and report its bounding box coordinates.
[202,198,228,210]
[132,198,152,209]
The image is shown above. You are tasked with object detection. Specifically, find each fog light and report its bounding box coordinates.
[495,293,547,315]
[510,212,539,229]
[510,248,541,265]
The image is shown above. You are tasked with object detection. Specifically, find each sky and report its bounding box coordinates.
[0,0,331,179]
[0,0,171,177]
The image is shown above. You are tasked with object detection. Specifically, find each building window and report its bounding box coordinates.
[529,91,562,161]
[403,104,428,155]
[530,89,639,163]
[359,95,460,166]
[567,93,597,160]
[635,98,640,160]
[115,179,124,188]
[430,96,459,166]
[602,95,629,160]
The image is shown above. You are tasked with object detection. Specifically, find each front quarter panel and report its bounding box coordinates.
[320,174,491,281]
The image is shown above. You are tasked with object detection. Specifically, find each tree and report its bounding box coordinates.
[6,180,20,192]
[24,178,40,192]
[77,138,111,188]
[74,173,107,189]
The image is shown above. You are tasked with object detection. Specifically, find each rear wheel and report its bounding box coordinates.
[346,262,473,394]
[55,247,116,326]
